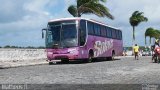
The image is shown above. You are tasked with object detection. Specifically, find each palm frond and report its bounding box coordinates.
[68,0,113,20]
[68,5,78,17]
[78,1,114,19]
[129,11,148,27]
[96,3,114,19]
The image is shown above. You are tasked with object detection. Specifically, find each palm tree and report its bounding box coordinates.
[154,30,160,39]
[145,29,160,56]
[68,0,114,20]
[145,28,160,52]
[145,27,155,46]
[129,11,148,45]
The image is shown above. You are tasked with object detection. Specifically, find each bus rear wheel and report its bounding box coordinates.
[108,51,115,60]
[87,50,94,63]
[111,51,115,60]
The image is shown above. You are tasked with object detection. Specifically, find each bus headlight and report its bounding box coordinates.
[47,52,53,55]
[68,49,77,54]
[69,50,77,54]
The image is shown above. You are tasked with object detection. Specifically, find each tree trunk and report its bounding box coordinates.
[149,37,151,45]
[78,13,81,17]
[132,26,135,45]
[76,3,79,17]
[149,37,152,52]
[77,9,81,17]
[145,36,147,53]
[145,36,147,45]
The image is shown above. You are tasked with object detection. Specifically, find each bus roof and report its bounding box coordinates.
[49,17,120,30]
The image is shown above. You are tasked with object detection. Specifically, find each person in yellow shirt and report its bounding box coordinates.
[133,44,139,60]
[155,39,159,44]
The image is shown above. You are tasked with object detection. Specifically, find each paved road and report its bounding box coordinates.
[0,56,160,84]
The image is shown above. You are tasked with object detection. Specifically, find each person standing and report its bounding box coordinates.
[133,44,139,60]
[155,39,159,45]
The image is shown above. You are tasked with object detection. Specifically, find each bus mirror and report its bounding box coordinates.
[42,28,47,39]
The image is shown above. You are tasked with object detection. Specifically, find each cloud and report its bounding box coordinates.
[0,0,75,46]
[0,0,28,23]
[81,0,160,46]
[0,0,55,46]
[106,0,160,46]
[1,0,160,46]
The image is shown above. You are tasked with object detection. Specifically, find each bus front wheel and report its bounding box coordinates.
[61,59,69,64]
[49,62,53,65]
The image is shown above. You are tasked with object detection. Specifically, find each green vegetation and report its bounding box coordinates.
[145,27,155,46]
[124,46,150,51]
[145,28,157,44]
[129,11,148,45]
[68,0,114,19]
[145,27,160,46]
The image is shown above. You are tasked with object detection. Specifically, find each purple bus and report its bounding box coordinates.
[42,18,123,64]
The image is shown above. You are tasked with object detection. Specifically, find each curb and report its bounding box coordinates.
[0,62,48,69]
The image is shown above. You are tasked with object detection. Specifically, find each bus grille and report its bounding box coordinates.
[55,56,68,60]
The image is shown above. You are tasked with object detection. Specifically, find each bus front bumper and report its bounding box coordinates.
[47,53,79,62]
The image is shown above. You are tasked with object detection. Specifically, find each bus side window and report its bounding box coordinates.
[88,22,94,35]
[80,20,87,46]
[94,24,101,36]
[106,27,108,38]
[106,27,112,38]
[119,31,122,40]
[94,23,98,36]
[101,26,106,37]
[115,30,119,39]
[97,25,101,36]
[112,29,116,39]
[118,30,121,40]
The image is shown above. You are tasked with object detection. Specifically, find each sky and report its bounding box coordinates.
[0,0,160,47]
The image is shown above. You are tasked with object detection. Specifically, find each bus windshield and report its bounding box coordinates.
[46,21,77,48]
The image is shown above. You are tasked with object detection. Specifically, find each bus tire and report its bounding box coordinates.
[112,51,115,60]
[49,62,53,65]
[88,50,94,63]
[61,59,69,64]
[158,58,160,64]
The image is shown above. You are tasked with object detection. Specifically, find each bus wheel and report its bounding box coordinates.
[88,50,94,63]
[111,51,115,60]
[49,62,53,65]
[61,59,69,64]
